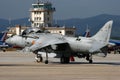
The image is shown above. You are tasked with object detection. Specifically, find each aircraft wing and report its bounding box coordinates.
[28,34,67,52]
[109,39,120,46]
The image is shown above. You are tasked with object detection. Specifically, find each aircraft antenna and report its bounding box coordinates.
[7,17,12,30]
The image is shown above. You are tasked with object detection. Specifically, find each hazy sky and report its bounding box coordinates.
[0,0,120,20]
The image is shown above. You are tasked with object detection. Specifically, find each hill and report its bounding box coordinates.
[0,14,120,37]
[56,14,120,37]
[0,19,9,31]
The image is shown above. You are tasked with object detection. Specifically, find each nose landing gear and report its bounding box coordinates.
[35,54,43,63]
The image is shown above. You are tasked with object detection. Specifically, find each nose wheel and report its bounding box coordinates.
[35,54,43,63]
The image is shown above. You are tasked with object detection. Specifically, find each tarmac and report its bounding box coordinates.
[0,51,120,80]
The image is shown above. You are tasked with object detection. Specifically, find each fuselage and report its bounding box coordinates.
[6,33,97,53]
[5,20,113,64]
[65,36,94,53]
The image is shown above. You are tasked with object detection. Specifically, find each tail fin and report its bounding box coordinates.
[0,32,7,42]
[92,20,113,44]
[83,27,90,37]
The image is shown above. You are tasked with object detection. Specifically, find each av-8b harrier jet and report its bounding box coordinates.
[6,20,113,64]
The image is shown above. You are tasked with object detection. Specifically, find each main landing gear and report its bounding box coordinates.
[60,56,70,64]
[86,54,93,63]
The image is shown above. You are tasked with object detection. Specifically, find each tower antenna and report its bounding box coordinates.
[37,0,40,4]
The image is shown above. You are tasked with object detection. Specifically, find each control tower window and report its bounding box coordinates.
[47,12,50,15]
[47,18,49,21]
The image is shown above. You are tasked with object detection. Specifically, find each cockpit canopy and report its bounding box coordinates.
[22,27,43,36]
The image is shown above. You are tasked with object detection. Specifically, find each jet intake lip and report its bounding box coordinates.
[5,38,11,44]
[51,44,57,50]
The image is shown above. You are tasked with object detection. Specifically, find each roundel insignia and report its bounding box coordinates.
[32,40,35,45]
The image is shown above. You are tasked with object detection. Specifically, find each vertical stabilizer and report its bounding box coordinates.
[83,27,90,37]
[0,32,7,41]
[92,20,113,44]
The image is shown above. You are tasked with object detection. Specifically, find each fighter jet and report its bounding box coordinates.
[0,32,9,51]
[6,20,113,64]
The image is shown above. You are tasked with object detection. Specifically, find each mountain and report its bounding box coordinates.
[11,18,30,26]
[56,14,120,37]
[0,18,31,31]
[0,14,120,37]
[0,19,9,31]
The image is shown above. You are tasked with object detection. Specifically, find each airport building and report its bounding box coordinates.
[7,25,29,37]
[29,0,55,28]
[7,0,76,37]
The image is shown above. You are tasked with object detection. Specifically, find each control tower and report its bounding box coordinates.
[29,0,55,28]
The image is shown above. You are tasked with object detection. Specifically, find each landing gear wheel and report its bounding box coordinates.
[89,60,93,63]
[35,54,43,63]
[60,57,64,64]
[86,54,93,63]
[45,60,48,64]
[65,57,70,63]
[40,57,43,62]
[3,50,6,52]
[36,57,43,63]
[60,56,70,64]
[86,56,89,61]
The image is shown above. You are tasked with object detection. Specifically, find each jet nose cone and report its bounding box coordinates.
[5,38,11,44]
